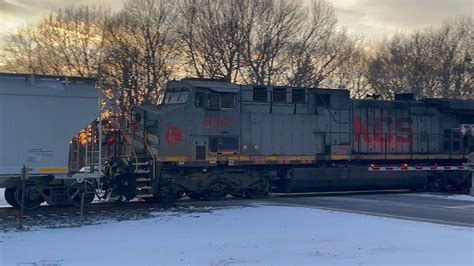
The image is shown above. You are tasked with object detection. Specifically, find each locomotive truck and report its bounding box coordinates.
[113,77,474,202]
[1,73,473,208]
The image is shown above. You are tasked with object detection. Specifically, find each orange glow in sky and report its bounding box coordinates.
[0,0,472,40]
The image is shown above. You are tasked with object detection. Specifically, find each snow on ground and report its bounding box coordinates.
[414,193,474,202]
[446,194,474,201]
[0,204,472,266]
[0,188,7,207]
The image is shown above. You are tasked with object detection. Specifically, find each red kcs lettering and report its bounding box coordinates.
[353,116,412,144]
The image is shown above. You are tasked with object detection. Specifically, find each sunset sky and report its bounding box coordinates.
[0,0,472,40]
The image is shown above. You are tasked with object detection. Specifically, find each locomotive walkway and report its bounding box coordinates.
[262,192,474,227]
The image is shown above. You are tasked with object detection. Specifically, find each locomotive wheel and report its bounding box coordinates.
[67,182,95,207]
[448,172,469,192]
[4,188,19,208]
[186,192,204,200]
[14,185,43,210]
[428,175,445,192]
[202,182,228,201]
[245,181,270,199]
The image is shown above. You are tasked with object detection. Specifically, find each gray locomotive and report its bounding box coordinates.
[106,77,474,202]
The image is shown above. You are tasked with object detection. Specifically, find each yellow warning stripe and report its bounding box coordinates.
[157,156,189,162]
[157,153,464,164]
[38,167,68,173]
[157,155,317,163]
[330,155,351,160]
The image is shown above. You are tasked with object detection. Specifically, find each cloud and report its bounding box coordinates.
[329,0,472,38]
[0,0,472,40]
[0,0,35,15]
[0,0,124,39]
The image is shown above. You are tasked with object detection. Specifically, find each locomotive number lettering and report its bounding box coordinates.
[166,127,182,144]
[203,116,229,128]
[354,116,413,143]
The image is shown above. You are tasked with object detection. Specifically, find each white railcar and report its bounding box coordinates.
[0,73,99,208]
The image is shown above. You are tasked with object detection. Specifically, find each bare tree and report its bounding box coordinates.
[367,17,473,99]
[1,26,41,73]
[240,0,304,85]
[324,44,373,98]
[177,0,307,85]
[367,33,428,99]
[1,6,108,77]
[103,0,180,119]
[176,0,247,82]
[431,17,473,99]
[284,0,358,88]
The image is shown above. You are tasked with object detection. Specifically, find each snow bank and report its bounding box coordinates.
[415,193,474,202]
[446,194,474,202]
[0,188,7,207]
[0,204,472,265]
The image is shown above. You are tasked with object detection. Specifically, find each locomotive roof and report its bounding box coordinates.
[180,78,240,93]
[0,72,96,84]
[178,78,351,95]
[174,79,473,112]
[422,98,474,112]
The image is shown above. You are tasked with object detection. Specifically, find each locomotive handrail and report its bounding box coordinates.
[123,131,140,172]
[143,131,157,180]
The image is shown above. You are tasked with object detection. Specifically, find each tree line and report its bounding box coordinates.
[0,0,472,119]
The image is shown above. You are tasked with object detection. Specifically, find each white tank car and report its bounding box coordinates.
[0,73,98,208]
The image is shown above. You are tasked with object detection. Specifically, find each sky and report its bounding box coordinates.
[0,0,472,40]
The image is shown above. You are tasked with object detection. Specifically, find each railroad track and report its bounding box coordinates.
[0,189,412,219]
[3,189,466,231]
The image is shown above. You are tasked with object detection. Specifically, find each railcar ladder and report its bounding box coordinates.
[133,158,154,198]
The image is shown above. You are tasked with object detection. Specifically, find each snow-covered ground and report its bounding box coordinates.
[0,188,7,207]
[0,204,472,266]
[414,193,474,202]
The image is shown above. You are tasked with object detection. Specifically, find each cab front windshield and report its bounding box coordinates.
[158,88,189,105]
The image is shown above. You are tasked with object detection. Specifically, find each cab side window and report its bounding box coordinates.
[195,92,204,107]
[195,91,236,110]
[221,93,235,109]
[208,93,221,109]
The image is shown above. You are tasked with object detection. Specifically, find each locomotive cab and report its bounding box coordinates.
[130,78,241,165]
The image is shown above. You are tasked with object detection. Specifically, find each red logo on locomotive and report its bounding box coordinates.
[166,127,182,144]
